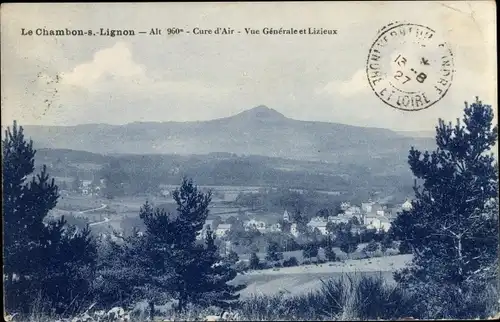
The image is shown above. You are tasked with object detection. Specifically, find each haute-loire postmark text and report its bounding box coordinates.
[366,22,455,111]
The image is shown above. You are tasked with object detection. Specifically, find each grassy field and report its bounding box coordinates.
[56,193,257,225]
[233,254,412,299]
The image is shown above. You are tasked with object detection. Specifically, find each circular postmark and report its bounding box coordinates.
[366,22,454,111]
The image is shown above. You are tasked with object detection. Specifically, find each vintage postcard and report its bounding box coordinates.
[2,2,498,321]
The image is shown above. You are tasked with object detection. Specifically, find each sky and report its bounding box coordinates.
[1,1,497,131]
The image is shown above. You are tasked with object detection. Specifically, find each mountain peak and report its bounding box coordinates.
[235,105,286,120]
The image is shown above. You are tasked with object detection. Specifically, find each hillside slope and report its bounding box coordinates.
[22,105,434,164]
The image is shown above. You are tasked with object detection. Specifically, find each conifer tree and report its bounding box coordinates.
[303,242,319,260]
[324,246,337,262]
[93,230,151,310]
[194,228,245,308]
[249,252,260,270]
[338,228,359,258]
[137,178,244,315]
[391,98,498,317]
[265,240,283,262]
[3,121,96,314]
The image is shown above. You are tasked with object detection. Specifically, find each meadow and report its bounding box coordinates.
[233,254,412,299]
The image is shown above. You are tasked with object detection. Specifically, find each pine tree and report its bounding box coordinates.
[265,241,283,262]
[391,98,498,317]
[93,230,152,310]
[324,246,337,262]
[380,232,392,252]
[194,228,245,308]
[323,236,337,261]
[302,243,319,261]
[338,227,359,258]
[137,178,244,315]
[40,224,97,314]
[135,201,181,318]
[3,121,97,314]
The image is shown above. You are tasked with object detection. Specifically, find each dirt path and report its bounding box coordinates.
[77,203,107,214]
[89,216,110,226]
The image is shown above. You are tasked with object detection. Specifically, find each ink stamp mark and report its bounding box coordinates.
[366,22,455,111]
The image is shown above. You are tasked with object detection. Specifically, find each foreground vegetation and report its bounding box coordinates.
[10,272,499,321]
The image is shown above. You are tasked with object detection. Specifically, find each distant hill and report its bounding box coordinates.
[396,130,436,138]
[22,105,435,165]
[35,147,417,203]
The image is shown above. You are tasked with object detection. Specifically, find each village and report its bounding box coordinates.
[58,176,413,255]
[198,199,413,242]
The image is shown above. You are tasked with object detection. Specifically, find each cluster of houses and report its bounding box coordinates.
[197,199,413,240]
[79,179,106,196]
[295,199,413,236]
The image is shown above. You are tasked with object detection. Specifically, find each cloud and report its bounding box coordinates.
[61,42,145,89]
[316,69,370,97]
[60,42,229,99]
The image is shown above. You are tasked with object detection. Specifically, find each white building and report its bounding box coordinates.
[283,210,291,222]
[215,224,232,237]
[364,215,392,232]
[361,201,374,213]
[379,217,391,232]
[307,218,328,235]
[344,206,361,216]
[290,223,300,237]
[371,203,384,214]
[328,215,349,224]
[340,202,351,211]
[244,219,266,232]
[268,223,282,232]
[310,216,325,223]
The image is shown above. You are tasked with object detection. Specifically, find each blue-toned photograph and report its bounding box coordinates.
[2,2,498,321]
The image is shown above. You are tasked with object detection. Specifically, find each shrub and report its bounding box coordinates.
[401,280,500,319]
[283,256,299,267]
[370,249,384,258]
[236,273,419,320]
[384,248,399,256]
[234,260,248,273]
[237,292,328,321]
[318,273,418,320]
[226,250,240,265]
[364,240,379,253]
[260,261,272,270]
[324,247,337,262]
